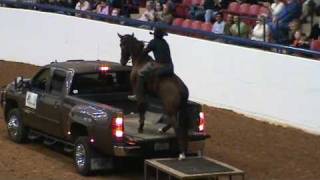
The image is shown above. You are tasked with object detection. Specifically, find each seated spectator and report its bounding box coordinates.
[156,4,174,24]
[211,13,225,34]
[139,1,155,22]
[224,14,234,35]
[111,8,120,16]
[204,0,221,23]
[292,31,309,49]
[230,16,250,38]
[189,0,210,21]
[309,22,320,40]
[288,19,301,43]
[251,15,270,42]
[75,0,90,17]
[95,0,110,15]
[154,2,163,20]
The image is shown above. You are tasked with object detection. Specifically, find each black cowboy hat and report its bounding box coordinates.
[150,27,168,37]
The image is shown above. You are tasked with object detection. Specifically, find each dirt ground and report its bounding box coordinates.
[0,60,320,180]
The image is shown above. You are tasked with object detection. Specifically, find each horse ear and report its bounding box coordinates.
[117,33,123,38]
[131,33,134,37]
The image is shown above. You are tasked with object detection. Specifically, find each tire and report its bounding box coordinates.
[6,108,28,143]
[74,136,94,176]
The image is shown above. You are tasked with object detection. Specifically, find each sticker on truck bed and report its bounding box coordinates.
[25,91,38,109]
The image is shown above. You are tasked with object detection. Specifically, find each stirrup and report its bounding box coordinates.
[128,95,137,101]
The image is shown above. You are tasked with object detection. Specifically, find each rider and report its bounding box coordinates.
[134,27,174,102]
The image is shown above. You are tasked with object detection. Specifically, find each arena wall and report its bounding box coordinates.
[1,7,320,134]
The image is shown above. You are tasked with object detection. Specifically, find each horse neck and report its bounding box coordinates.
[130,42,148,66]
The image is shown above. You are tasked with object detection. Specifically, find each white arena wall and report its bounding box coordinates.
[1,7,320,134]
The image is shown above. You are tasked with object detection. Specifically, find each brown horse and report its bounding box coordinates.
[118,33,189,159]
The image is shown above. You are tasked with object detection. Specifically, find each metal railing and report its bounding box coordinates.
[1,0,320,59]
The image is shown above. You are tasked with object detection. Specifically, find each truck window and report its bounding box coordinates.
[50,70,66,96]
[31,68,51,91]
[70,71,131,95]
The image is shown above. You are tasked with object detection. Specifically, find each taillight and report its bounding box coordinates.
[112,113,124,140]
[99,66,110,72]
[199,112,205,132]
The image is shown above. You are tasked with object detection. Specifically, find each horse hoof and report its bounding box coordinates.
[158,128,164,134]
[138,128,144,133]
[178,153,186,160]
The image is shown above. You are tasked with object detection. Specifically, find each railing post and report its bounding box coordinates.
[237,17,241,37]
[263,16,266,42]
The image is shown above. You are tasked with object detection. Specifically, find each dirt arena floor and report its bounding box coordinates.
[1,60,320,180]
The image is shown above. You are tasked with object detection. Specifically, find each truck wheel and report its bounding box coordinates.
[74,136,94,176]
[6,108,28,143]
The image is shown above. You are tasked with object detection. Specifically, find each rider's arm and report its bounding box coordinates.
[143,39,155,56]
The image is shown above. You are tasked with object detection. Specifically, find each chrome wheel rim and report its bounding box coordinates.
[8,115,19,138]
[75,144,86,169]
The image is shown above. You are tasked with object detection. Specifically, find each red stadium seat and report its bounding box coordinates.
[182,19,192,28]
[227,2,240,14]
[248,4,260,16]
[175,4,189,18]
[172,18,184,26]
[239,3,250,15]
[310,40,320,51]
[201,22,212,32]
[259,6,270,17]
[191,20,202,30]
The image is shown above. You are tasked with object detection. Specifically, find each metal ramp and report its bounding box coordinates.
[144,156,244,180]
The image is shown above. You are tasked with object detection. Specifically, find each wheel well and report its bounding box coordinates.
[70,123,88,142]
[4,99,18,122]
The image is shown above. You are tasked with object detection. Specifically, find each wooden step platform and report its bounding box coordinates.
[144,156,244,180]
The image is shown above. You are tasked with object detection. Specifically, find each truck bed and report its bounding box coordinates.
[124,111,175,142]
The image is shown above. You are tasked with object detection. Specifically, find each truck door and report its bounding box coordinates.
[36,69,67,138]
[24,68,51,131]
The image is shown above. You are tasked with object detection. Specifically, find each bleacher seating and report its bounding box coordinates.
[311,40,320,51]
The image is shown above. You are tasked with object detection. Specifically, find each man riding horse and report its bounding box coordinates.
[130,27,174,103]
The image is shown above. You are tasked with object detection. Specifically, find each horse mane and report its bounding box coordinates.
[124,35,154,64]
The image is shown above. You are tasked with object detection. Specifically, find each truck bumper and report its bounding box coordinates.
[113,139,206,157]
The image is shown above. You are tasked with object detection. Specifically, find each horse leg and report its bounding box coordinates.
[137,101,146,133]
[168,114,188,160]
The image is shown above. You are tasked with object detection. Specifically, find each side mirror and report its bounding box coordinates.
[14,76,30,90]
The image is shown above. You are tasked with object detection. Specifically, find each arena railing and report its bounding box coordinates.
[1,0,320,59]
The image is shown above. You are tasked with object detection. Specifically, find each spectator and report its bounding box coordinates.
[301,0,320,22]
[109,0,122,9]
[95,0,110,15]
[263,0,285,17]
[309,22,320,40]
[224,14,234,35]
[156,4,174,24]
[139,1,155,22]
[292,31,309,49]
[154,2,163,20]
[75,0,90,17]
[230,16,250,38]
[211,13,225,34]
[288,19,301,43]
[188,1,205,20]
[251,15,270,42]
[204,0,221,23]
[269,0,301,44]
[111,8,120,16]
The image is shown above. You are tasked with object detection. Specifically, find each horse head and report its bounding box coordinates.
[118,33,144,66]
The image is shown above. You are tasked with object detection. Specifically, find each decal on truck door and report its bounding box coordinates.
[25,91,38,109]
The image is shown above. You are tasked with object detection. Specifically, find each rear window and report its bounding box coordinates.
[70,71,131,95]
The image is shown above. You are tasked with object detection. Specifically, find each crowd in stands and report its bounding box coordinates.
[5,0,320,52]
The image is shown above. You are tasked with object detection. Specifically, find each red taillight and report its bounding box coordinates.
[112,113,124,140]
[199,112,205,132]
[99,66,110,72]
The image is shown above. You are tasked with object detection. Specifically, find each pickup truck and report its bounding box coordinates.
[0,60,209,175]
